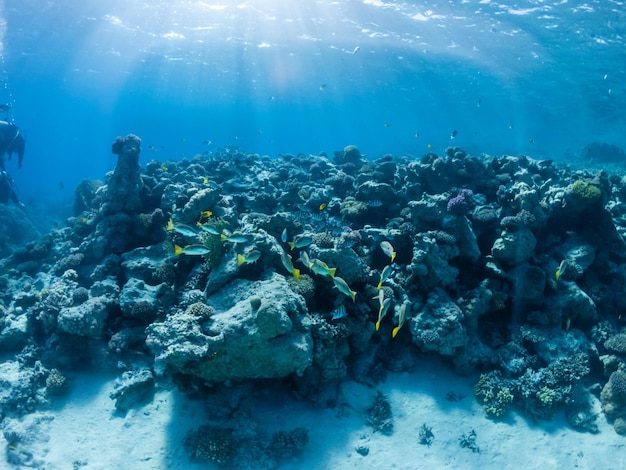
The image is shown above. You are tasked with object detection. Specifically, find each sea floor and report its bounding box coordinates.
[1,359,624,470]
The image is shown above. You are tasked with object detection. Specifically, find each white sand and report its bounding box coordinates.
[2,360,625,469]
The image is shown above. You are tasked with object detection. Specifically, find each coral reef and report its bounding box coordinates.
[4,137,626,444]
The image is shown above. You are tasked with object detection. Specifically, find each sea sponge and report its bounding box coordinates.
[45,368,69,396]
[567,179,601,205]
[185,302,214,319]
[184,425,237,466]
[475,370,514,418]
[268,427,309,460]
[312,232,335,248]
[609,369,626,403]
[367,390,393,434]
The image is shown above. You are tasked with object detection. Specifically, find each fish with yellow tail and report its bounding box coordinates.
[299,250,314,270]
[196,222,221,236]
[380,241,396,263]
[280,252,300,281]
[377,264,392,290]
[221,233,249,244]
[288,234,313,251]
[374,289,391,331]
[311,258,337,278]
[555,259,569,281]
[166,219,199,237]
[174,244,211,256]
[237,250,261,266]
[333,276,357,302]
[392,302,408,338]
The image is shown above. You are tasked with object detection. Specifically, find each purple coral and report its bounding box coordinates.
[447,189,474,215]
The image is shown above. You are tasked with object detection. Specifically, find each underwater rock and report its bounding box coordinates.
[334,144,364,166]
[355,181,396,206]
[109,368,155,412]
[457,280,493,323]
[601,369,626,434]
[73,179,103,216]
[0,203,41,253]
[1,413,54,468]
[180,187,222,225]
[147,273,313,383]
[120,244,170,284]
[57,278,120,337]
[57,296,114,337]
[510,264,546,308]
[491,228,536,266]
[407,193,449,227]
[444,214,481,261]
[409,289,467,356]
[556,239,595,280]
[309,245,367,285]
[119,277,174,321]
[0,360,48,416]
[339,196,369,223]
[0,308,29,352]
[104,134,143,215]
[407,233,459,290]
[550,281,597,326]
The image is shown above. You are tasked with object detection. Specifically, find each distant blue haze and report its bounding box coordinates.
[1,0,624,217]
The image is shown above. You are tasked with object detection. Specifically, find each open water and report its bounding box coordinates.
[1,0,624,212]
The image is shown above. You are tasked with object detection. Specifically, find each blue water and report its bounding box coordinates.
[1,0,625,211]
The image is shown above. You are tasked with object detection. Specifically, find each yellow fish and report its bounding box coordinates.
[319,202,327,211]
[200,210,213,219]
[555,259,568,281]
[392,302,408,338]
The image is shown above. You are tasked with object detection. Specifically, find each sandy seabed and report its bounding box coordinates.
[2,359,624,470]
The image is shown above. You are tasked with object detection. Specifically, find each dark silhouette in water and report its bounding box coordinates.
[0,120,25,170]
[0,117,25,204]
[0,170,18,204]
